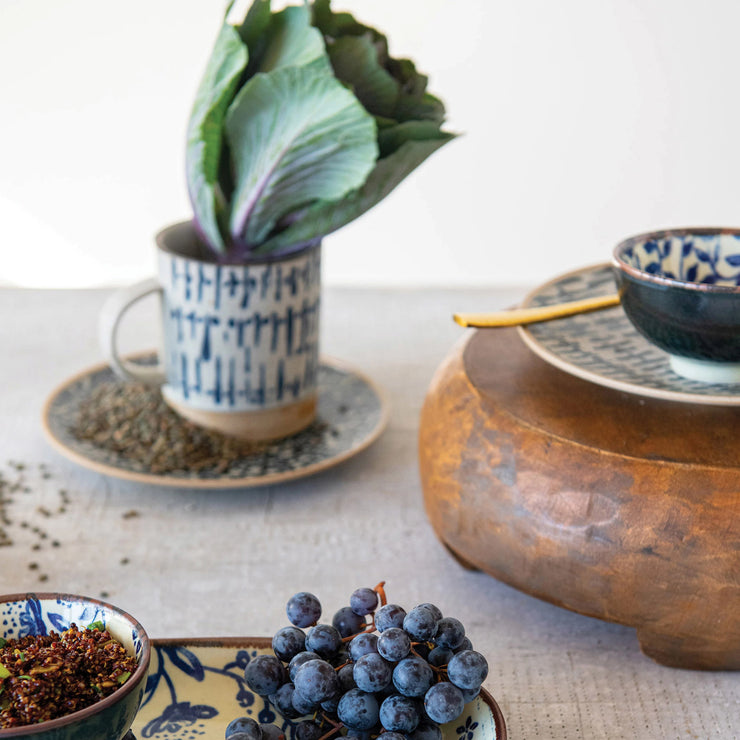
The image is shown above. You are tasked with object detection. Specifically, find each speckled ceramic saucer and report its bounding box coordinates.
[42,357,388,488]
[133,638,507,740]
[518,263,740,405]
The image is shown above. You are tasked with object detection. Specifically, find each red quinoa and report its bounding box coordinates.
[0,623,138,728]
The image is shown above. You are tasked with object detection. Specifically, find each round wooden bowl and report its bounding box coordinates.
[419,328,740,670]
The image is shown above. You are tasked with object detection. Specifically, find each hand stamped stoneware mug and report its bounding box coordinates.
[99,221,321,441]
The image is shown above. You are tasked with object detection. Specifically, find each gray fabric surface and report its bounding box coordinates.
[0,287,737,739]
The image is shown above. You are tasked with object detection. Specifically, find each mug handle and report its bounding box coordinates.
[98,277,167,385]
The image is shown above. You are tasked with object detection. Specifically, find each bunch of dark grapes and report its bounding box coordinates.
[226,583,489,740]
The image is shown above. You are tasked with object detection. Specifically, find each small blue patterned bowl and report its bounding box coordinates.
[612,227,740,383]
[0,592,151,740]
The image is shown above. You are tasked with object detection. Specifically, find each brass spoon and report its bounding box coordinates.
[453,293,621,328]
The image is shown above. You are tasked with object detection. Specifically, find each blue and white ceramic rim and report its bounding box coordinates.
[612,226,740,292]
[0,592,151,737]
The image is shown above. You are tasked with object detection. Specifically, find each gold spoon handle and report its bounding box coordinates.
[453,293,621,328]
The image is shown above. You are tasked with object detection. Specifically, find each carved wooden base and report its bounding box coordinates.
[419,329,740,670]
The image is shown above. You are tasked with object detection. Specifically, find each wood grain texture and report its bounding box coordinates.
[419,328,740,670]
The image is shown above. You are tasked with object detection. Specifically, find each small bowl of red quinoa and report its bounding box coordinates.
[0,592,150,739]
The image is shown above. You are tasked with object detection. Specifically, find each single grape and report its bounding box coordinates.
[321,693,340,713]
[455,637,473,653]
[460,686,481,703]
[374,603,407,632]
[226,717,262,740]
[353,652,393,693]
[345,730,372,740]
[350,587,379,616]
[424,681,465,724]
[272,626,306,662]
[269,682,300,719]
[433,617,465,650]
[447,650,488,690]
[416,603,443,621]
[380,733,406,740]
[292,720,324,740]
[407,722,443,740]
[260,725,285,740]
[349,632,379,661]
[293,659,339,703]
[244,654,286,696]
[379,694,420,734]
[377,627,411,662]
[305,624,342,658]
[337,662,357,692]
[292,688,319,716]
[287,592,322,628]
[337,689,380,731]
[392,656,434,698]
[427,646,453,668]
[403,606,439,641]
[332,606,367,638]
[288,651,321,682]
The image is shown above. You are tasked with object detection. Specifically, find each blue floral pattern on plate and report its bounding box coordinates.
[132,639,506,740]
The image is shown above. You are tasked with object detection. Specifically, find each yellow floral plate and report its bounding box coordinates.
[132,638,507,740]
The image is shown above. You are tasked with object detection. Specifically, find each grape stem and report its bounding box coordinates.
[410,643,448,677]
[316,714,344,740]
[374,581,387,606]
[341,622,376,643]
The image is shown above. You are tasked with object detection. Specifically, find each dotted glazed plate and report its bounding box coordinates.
[517,263,740,405]
[42,357,388,488]
[133,638,507,740]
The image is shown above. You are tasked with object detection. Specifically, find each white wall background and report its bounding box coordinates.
[3,0,740,288]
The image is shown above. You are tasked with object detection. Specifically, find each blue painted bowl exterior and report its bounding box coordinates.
[0,593,151,740]
[612,228,740,362]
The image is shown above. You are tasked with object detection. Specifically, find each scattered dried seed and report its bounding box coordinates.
[71,381,268,474]
[0,461,70,559]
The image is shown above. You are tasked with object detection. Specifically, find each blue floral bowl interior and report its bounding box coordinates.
[0,592,151,740]
[612,228,740,383]
[617,230,740,285]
